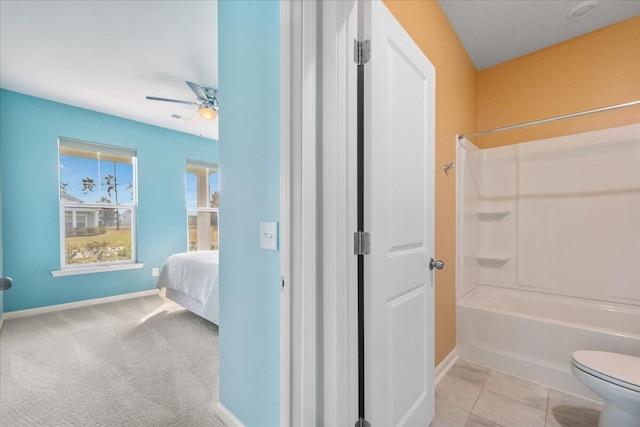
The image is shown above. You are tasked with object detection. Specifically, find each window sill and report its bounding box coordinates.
[51,263,145,277]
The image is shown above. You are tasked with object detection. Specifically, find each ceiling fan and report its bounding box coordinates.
[146,81,219,120]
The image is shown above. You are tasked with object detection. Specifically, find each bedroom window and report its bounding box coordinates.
[186,160,218,251]
[59,138,137,268]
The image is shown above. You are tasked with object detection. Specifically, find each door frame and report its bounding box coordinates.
[280,1,324,425]
[280,2,291,424]
[319,1,360,425]
[283,1,432,425]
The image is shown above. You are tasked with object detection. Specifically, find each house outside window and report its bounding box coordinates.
[59,138,137,268]
[186,160,218,251]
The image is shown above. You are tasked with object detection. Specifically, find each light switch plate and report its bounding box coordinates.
[260,222,278,250]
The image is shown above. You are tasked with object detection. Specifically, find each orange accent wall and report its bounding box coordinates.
[384,4,639,367]
[382,0,477,366]
[476,16,640,148]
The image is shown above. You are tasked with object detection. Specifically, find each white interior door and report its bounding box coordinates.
[363,1,436,425]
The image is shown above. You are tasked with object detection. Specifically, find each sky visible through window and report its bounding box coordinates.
[60,155,134,204]
[186,171,219,208]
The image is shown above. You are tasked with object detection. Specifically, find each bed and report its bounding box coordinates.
[156,250,219,325]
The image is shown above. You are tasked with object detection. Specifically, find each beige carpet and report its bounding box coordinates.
[0,295,224,426]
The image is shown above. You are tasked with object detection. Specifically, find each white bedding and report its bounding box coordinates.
[156,250,219,324]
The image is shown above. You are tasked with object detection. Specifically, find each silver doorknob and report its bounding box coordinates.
[0,277,12,291]
[429,259,444,271]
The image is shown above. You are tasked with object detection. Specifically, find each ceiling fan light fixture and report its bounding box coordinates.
[147,81,219,121]
[198,106,218,120]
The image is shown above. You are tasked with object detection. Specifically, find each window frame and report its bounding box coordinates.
[58,137,138,270]
[186,159,219,251]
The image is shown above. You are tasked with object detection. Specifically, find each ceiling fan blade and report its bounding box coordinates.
[185,110,200,127]
[186,81,209,102]
[146,96,198,106]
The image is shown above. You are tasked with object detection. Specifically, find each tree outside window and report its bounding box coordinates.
[59,138,136,267]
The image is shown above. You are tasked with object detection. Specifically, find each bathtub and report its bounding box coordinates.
[457,285,640,401]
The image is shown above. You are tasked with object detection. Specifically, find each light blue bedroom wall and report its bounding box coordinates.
[0,89,217,312]
[218,1,280,426]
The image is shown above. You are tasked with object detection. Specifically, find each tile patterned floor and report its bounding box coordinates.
[433,359,603,427]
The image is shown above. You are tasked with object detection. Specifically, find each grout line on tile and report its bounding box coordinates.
[441,360,602,427]
[477,413,507,427]
[469,385,484,415]
[544,390,551,424]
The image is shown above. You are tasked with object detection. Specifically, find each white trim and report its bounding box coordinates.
[186,158,218,170]
[321,1,359,425]
[299,1,319,425]
[215,402,246,427]
[283,1,322,425]
[280,0,292,425]
[435,348,459,386]
[59,137,137,158]
[51,262,145,277]
[3,289,159,319]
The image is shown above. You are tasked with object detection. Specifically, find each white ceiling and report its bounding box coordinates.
[0,0,219,140]
[1,1,638,141]
[438,0,640,70]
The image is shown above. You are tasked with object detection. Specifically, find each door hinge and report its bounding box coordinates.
[354,231,371,256]
[354,39,370,66]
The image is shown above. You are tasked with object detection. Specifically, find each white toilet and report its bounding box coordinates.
[571,350,640,427]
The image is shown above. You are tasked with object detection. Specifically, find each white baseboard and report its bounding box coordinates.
[3,289,160,320]
[435,347,459,386]
[215,402,245,427]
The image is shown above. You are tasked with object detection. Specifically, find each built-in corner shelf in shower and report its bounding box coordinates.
[476,208,511,220]
[476,254,510,267]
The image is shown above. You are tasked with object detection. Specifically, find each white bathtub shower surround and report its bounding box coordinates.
[457,285,640,401]
[456,123,640,402]
[456,123,640,305]
[456,137,480,299]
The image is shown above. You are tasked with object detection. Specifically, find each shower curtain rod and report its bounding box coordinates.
[458,100,640,140]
